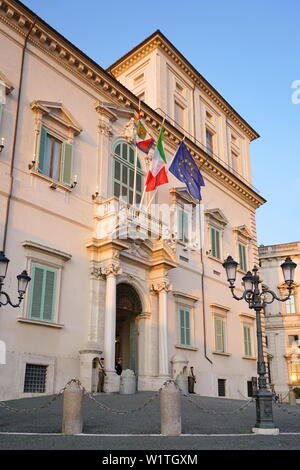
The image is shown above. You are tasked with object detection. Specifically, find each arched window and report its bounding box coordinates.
[112,141,143,204]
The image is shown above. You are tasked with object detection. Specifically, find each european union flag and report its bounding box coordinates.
[169,141,205,200]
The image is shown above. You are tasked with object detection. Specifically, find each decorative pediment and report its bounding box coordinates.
[123,240,152,263]
[100,102,134,119]
[205,208,228,228]
[169,187,197,205]
[151,239,179,269]
[0,71,14,94]
[30,100,82,135]
[232,225,253,241]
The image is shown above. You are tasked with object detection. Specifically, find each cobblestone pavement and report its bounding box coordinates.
[1,392,300,449]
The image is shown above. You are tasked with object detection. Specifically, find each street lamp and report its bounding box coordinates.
[0,251,31,308]
[223,255,297,434]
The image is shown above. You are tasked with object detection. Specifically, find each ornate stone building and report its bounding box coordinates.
[259,242,300,399]
[0,0,265,400]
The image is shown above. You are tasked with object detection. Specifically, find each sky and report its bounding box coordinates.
[21,0,300,246]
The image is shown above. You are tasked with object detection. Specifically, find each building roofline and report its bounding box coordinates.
[107,29,260,141]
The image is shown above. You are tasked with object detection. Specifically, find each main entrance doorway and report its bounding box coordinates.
[116,283,142,375]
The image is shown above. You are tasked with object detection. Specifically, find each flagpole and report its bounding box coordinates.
[139,185,147,210]
[146,188,157,211]
[132,144,138,206]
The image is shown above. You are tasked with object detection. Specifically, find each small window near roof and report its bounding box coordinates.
[176,82,184,94]
[206,129,213,156]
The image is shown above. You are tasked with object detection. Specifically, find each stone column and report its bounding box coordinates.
[102,262,122,392]
[137,312,151,390]
[152,279,171,379]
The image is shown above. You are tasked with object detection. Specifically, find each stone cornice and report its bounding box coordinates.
[107,31,260,142]
[0,0,265,209]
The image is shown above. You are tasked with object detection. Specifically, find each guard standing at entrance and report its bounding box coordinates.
[97,357,106,393]
[188,366,196,394]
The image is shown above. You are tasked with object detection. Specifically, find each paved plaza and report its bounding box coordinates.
[1,392,300,450]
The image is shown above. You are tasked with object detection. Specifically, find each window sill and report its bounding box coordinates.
[175,344,198,352]
[237,269,247,275]
[212,351,231,357]
[17,317,64,328]
[30,169,72,192]
[207,255,223,265]
[242,355,257,361]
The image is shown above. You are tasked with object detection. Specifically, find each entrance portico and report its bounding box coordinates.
[83,235,178,392]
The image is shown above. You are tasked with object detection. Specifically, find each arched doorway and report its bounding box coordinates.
[116,283,142,375]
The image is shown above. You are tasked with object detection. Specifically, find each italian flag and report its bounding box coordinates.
[145,125,168,192]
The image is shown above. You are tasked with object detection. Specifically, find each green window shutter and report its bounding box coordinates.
[30,266,44,318]
[0,104,3,127]
[185,310,191,345]
[43,270,56,321]
[29,265,56,322]
[215,317,225,352]
[244,326,252,356]
[38,125,48,174]
[61,141,73,186]
[239,243,247,271]
[215,229,220,259]
[183,211,189,243]
[210,227,216,257]
[177,208,183,241]
[211,227,220,258]
[180,309,191,345]
[180,309,185,344]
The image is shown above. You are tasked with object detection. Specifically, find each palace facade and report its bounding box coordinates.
[0,0,265,400]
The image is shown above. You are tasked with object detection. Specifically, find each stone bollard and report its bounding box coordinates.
[160,381,181,436]
[62,380,84,435]
[120,369,136,394]
[289,390,297,406]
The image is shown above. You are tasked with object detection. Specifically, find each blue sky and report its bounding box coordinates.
[21,0,300,246]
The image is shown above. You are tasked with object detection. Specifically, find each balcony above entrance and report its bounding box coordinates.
[94,197,171,243]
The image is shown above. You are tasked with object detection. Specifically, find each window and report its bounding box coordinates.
[28,264,57,322]
[134,73,144,86]
[176,82,184,95]
[174,101,185,128]
[247,381,253,397]
[24,364,47,393]
[206,129,213,156]
[137,91,145,102]
[177,207,189,243]
[113,141,143,204]
[179,308,191,346]
[238,242,247,272]
[243,325,252,357]
[38,125,73,186]
[210,226,221,259]
[231,151,239,174]
[214,316,226,353]
[286,295,296,314]
[218,379,226,397]
[288,334,299,346]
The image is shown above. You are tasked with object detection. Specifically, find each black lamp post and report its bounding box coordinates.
[223,255,297,433]
[0,251,31,308]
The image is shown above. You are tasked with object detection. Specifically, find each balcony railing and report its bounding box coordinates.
[94,197,171,241]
